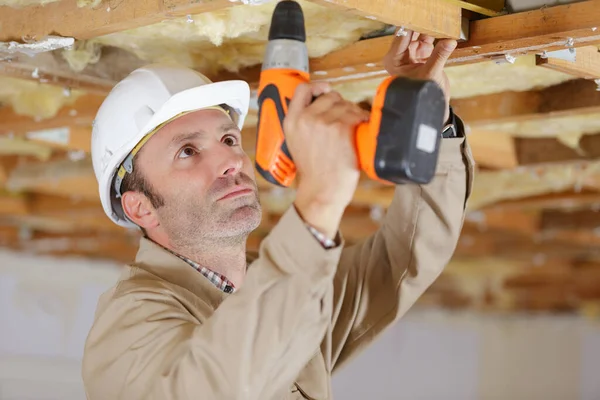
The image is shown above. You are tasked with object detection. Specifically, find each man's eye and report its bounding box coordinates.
[178,146,197,158]
[222,135,239,146]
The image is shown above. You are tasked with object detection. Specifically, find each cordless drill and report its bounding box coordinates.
[255,0,447,188]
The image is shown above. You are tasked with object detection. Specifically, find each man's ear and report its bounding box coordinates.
[121,191,159,230]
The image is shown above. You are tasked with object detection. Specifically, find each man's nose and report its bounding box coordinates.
[217,146,244,177]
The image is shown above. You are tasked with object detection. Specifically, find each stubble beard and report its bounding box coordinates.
[158,180,262,251]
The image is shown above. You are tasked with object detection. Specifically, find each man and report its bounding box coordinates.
[83,28,474,399]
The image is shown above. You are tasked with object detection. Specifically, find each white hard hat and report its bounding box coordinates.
[91,63,251,228]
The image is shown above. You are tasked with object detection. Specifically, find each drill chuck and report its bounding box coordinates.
[268,0,306,42]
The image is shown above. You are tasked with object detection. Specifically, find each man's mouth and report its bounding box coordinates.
[217,186,254,201]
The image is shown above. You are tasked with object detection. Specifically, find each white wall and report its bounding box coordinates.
[1,248,599,400]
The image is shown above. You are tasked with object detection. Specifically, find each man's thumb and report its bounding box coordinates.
[424,39,457,77]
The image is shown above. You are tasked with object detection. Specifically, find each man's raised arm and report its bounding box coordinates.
[324,32,475,371]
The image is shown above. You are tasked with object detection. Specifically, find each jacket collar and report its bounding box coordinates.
[133,236,230,308]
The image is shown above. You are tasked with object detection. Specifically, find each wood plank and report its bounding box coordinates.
[467,130,518,169]
[481,190,600,212]
[442,0,504,16]
[537,45,600,80]
[457,224,600,260]
[306,0,462,38]
[217,0,600,87]
[466,131,600,169]
[452,79,600,126]
[19,126,92,153]
[0,157,20,188]
[451,0,600,65]
[0,47,143,96]
[541,209,600,231]
[14,231,139,263]
[6,0,599,93]
[463,0,505,12]
[0,193,28,216]
[0,0,239,42]
[4,158,99,200]
[514,133,600,165]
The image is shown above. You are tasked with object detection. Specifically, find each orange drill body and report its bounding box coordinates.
[256,0,446,188]
[256,68,309,187]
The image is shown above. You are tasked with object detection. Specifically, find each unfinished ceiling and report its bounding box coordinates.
[1,0,600,317]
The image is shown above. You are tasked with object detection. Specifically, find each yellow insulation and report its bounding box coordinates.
[327,55,577,101]
[469,161,600,210]
[445,55,576,99]
[481,113,600,138]
[0,77,84,119]
[0,0,100,7]
[0,0,58,6]
[62,1,384,75]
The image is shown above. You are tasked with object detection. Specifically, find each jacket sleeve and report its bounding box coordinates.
[82,208,343,400]
[326,136,475,372]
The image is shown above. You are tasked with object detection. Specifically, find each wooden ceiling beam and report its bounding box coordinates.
[305,0,462,39]
[217,0,600,87]
[0,105,256,157]
[0,46,145,96]
[514,133,600,165]
[467,130,600,169]
[4,0,600,93]
[536,45,600,80]
[456,225,600,260]
[0,0,240,42]
[541,208,600,231]
[0,192,28,216]
[452,79,600,126]
[465,130,518,169]
[481,190,600,212]
[0,157,20,187]
[4,153,600,216]
[2,230,139,263]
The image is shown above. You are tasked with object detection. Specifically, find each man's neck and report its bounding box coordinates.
[151,233,248,288]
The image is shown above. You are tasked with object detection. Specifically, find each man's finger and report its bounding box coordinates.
[307,91,343,116]
[385,27,415,59]
[288,82,331,117]
[420,34,435,45]
[423,39,457,77]
[288,83,313,116]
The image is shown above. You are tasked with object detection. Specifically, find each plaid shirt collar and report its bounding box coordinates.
[152,240,236,294]
[146,221,334,295]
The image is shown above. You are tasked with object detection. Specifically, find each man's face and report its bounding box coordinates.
[133,108,262,247]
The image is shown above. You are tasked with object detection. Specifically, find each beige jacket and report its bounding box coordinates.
[82,137,474,400]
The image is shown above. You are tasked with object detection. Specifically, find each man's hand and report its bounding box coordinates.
[284,82,369,240]
[383,29,457,122]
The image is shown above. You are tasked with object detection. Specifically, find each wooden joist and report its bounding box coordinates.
[452,79,600,125]
[537,45,600,80]
[514,134,600,165]
[0,46,144,96]
[465,131,518,169]
[219,0,600,87]
[451,0,600,65]
[467,131,600,169]
[306,0,463,38]
[541,209,600,231]
[4,1,600,92]
[0,0,240,42]
[478,190,600,212]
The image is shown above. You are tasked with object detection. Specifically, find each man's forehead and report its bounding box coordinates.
[142,109,238,152]
[163,108,233,133]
